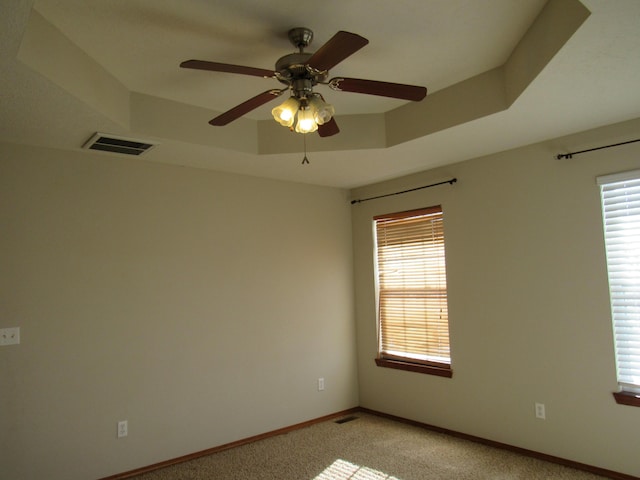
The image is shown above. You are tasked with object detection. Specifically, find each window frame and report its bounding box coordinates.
[373,205,452,378]
[597,169,640,407]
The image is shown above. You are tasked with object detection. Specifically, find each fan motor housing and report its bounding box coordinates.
[275,53,328,90]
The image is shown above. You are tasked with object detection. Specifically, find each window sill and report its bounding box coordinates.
[612,391,640,407]
[375,358,452,378]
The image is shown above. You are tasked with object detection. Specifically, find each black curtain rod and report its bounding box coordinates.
[351,178,457,205]
[556,138,640,160]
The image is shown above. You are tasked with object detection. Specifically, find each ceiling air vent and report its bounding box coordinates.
[335,416,359,424]
[83,133,157,156]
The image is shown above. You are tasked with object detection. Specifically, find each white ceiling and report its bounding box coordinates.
[1,0,639,188]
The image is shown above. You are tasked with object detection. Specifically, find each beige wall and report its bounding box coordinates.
[351,117,640,477]
[0,143,358,480]
[2,116,640,480]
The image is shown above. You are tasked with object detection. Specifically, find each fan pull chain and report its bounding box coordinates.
[302,134,310,164]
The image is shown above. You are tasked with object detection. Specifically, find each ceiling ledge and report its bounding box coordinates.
[18,0,589,156]
[386,67,508,147]
[130,93,259,154]
[504,0,590,104]
[386,0,590,147]
[17,9,130,127]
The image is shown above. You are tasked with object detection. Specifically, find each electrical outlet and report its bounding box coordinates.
[535,402,546,420]
[117,420,128,438]
[0,327,20,346]
[318,377,325,391]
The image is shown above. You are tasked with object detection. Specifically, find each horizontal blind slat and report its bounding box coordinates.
[375,206,451,366]
[600,174,640,389]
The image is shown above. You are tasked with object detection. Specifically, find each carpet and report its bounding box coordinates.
[129,412,609,480]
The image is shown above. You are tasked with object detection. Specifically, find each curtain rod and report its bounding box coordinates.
[350,178,457,205]
[556,138,640,160]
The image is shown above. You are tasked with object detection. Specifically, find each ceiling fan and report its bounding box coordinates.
[180,27,427,137]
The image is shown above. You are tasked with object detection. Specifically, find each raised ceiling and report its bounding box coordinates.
[1,0,639,187]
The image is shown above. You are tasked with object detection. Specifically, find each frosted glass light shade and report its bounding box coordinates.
[309,96,335,125]
[271,97,300,127]
[295,107,318,133]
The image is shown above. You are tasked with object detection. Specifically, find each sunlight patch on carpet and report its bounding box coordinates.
[314,459,402,480]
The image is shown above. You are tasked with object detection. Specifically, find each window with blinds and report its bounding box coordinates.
[373,206,451,376]
[598,169,640,398]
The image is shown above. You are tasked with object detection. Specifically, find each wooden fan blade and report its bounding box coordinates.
[317,118,340,137]
[209,90,284,126]
[180,60,275,79]
[329,77,427,101]
[306,31,369,73]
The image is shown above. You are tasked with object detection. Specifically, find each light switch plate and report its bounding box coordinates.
[0,327,20,346]
[117,420,128,438]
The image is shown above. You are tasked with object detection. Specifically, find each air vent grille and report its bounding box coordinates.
[335,416,359,424]
[83,133,157,156]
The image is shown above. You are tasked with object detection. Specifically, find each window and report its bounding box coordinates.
[598,169,640,406]
[373,206,452,377]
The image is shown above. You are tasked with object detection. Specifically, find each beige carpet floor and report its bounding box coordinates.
[131,412,610,480]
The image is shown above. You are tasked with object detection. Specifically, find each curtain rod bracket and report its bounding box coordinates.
[556,138,639,160]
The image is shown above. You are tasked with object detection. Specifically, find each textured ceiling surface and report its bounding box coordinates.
[1,0,639,188]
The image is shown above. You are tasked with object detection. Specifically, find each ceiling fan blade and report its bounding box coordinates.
[329,77,427,101]
[209,89,284,126]
[180,60,275,79]
[317,118,340,137]
[306,31,369,73]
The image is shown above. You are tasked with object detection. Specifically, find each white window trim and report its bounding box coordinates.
[597,169,640,400]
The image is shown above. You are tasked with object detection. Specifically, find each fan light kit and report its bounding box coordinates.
[272,94,335,134]
[180,27,427,137]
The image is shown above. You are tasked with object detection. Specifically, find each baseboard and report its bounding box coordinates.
[359,407,639,480]
[97,407,360,480]
[98,405,639,480]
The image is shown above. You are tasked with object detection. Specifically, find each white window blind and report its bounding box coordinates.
[598,169,640,393]
[374,206,450,368]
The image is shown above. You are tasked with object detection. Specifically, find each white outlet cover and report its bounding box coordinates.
[117,420,128,438]
[0,327,20,346]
